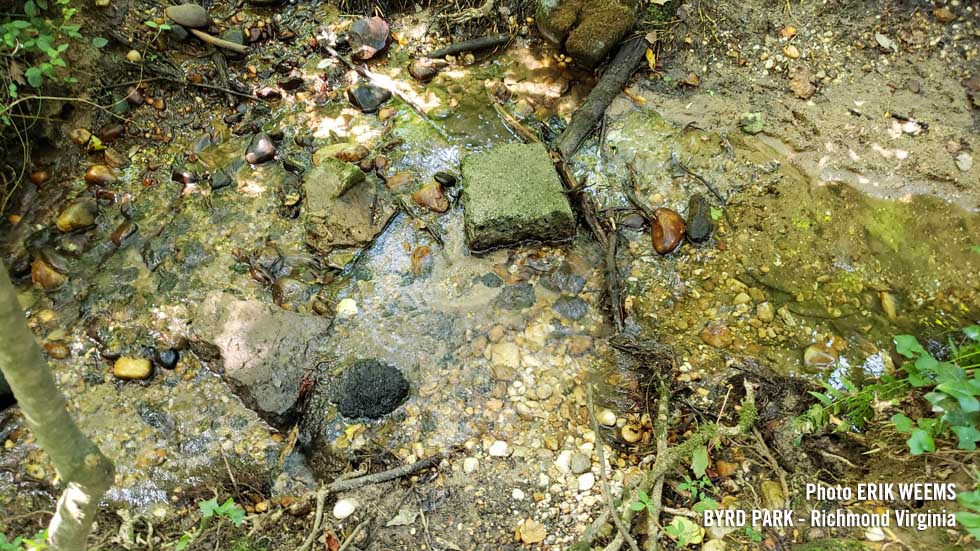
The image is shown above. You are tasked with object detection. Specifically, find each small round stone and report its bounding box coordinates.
[333,498,356,519]
[569,452,591,475]
[577,472,595,492]
[113,357,152,380]
[512,488,525,500]
[463,457,479,473]
[488,440,510,457]
[597,408,617,426]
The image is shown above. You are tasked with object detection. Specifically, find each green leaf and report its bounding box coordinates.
[895,335,926,358]
[629,501,646,511]
[957,489,980,511]
[36,0,48,9]
[914,354,939,374]
[693,497,718,514]
[91,36,108,48]
[144,20,159,29]
[199,497,220,517]
[709,207,723,221]
[159,24,172,30]
[955,511,980,538]
[808,391,833,407]
[10,20,31,29]
[951,426,980,450]
[890,413,914,433]
[965,326,980,342]
[175,534,192,551]
[25,66,43,87]
[7,82,17,99]
[25,0,38,17]
[637,490,650,504]
[907,428,936,455]
[691,446,709,478]
[936,381,980,412]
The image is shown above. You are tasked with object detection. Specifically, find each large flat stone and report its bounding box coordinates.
[461,143,575,251]
[189,292,331,427]
[302,159,393,255]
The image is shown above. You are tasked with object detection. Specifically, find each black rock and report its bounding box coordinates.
[685,193,713,243]
[153,348,179,369]
[553,295,588,320]
[346,84,391,113]
[497,282,535,310]
[434,171,457,187]
[334,359,409,419]
[245,132,276,164]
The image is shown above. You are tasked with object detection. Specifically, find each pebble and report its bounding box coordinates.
[113,357,152,380]
[490,342,520,368]
[512,488,525,500]
[700,324,734,348]
[783,44,800,59]
[85,164,117,185]
[651,208,686,254]
[333,498,356,519]
[552,296,588,320]
[555,450,572,474]
[569,452,591,474]
[348,17,389,61]
[880,291,898,320]
[44,342,70,359]
[153,348,179,369]
[955,152,972,172]
[31,257,67,290]
[409,59,441,83]
[756,302,774,322]
[126,50,142,63]
[56,198,98,232]
[597,408,617,426]
[488,440,510,457]
[803,343,837,368]
[577,472,595,492]
[347,84,392,113]
[463,457,479,473]
[621,424,642,443]
[535,383,553,401]
[164,3,211,28]
[732,292,751,305]
[685,193,713,242]
[336,298,358,318]
[411,182,450,213]
[245,132,276,164]
[703,540,727,551]
[865,526,886,542]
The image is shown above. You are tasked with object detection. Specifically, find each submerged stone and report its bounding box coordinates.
[303,160,392,255]
[461,143,575,251]
[113,357,153,380]
[497,283,536,310]
[333,359,409,419]
[686,193,713,242]
[190,292,332,427]
[348,16,389,61]
[347,84,391,113]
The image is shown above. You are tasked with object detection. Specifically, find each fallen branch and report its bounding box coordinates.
[426,33,510,58]
[189,28,248,54]
[588,387,640,551]
[605,229,624,332]
[669,153,725,204]
[624,163,657,223]
[557,36,648,159]
[396,197,445,248]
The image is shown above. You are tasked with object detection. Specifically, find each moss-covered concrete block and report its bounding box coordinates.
[461,143,575,251]
[536,0,636,67]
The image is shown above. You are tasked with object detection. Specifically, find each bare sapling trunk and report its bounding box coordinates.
[0,263,114,550]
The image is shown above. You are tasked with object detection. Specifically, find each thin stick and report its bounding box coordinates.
[426,33,510,58]
[606,229,624,332]
[296,486,329,551]
[326,453,444,494]
[752,428,790,510]
[670,153,725,204]
[189,28,248,53]
[337,520,367,551]
[624,163,657,223]
[588,386,640,551]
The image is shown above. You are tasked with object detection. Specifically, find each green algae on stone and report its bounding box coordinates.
[461,142,575,251]
[791,539,869,551]
[536,0,636,67]
[304,157,366,203]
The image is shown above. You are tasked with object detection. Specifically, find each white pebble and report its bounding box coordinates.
[488,440,510,457]
[333,498,356,519]
[336,298,358,318]
[597,408,617,426]
[578,472,596,492]
[512,488,526,501]
[463,457,479,473]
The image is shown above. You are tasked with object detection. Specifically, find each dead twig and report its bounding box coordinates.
[326,453,445,494]
[605,229,624,332]
[189,28,248,53]
[624,163,657,222]
[426,32,509,57]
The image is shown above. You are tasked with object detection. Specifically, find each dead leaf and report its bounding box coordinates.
[780,26,797,38]
[517,519,547,544]
[874,32,898,53]
[682,73,700,87]
[644,31,658,44]
[385,507,420,527]
[788,70,816,99]
[645,48,656,71]
[324,530,340,551]
[277,424,299,467]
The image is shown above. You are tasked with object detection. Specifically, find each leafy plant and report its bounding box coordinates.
[744,525,763,543]
[956,481,980,539]
[663,517,703,548]
[175,497,246,550]
[1,0,82,99]
[629,490,655,514]
[0,530,48,551]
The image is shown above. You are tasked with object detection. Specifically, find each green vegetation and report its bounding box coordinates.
[795,325,980,536]
[175,497,246,550]
[0,530,47,551]
[1,0,82,103]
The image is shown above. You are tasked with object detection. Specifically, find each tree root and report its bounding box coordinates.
[437,0,496,26]
[588,386,640,551]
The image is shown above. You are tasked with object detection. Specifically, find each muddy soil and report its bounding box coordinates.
[0,0,978,550]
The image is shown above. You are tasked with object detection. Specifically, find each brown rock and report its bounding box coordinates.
[31,257,67,291]
[165,3,211,28]
[409,59,441,83]
[384,172,413,190]
[44,342,70,359]
[30,171,49,185]
[411,182,449,213]
[85,164,117,185]
[56,197,99,232]
[651,208,686,254]
[113,357,153,380]
[700,324,733,348]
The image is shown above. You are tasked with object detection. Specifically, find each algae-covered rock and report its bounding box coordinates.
[190,292,332,427]
[536,0,636,67]
[332,359,409,419]
[302,158,392,255]
[461,143,575,251]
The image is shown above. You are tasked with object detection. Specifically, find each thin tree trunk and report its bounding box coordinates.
[0,263,114,551]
